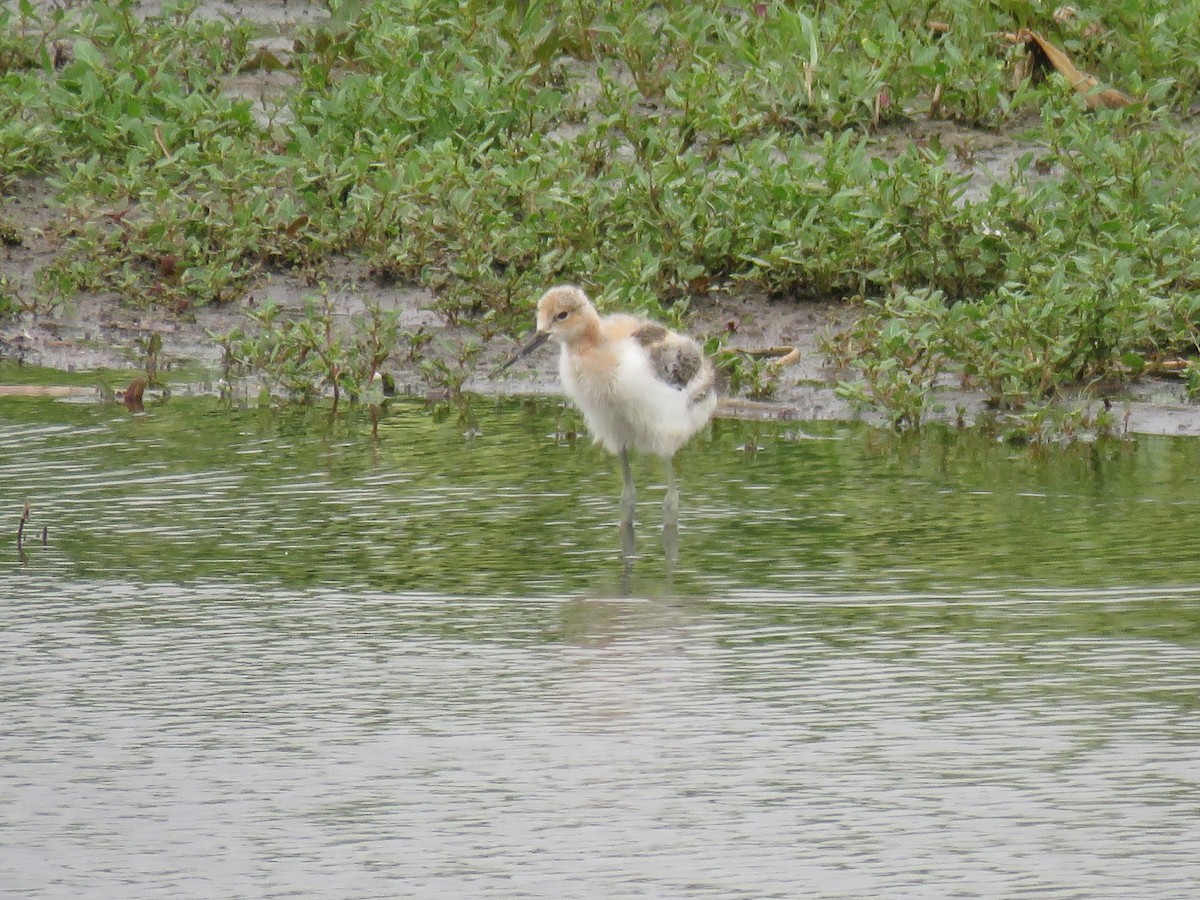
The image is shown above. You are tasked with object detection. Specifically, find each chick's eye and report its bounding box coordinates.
[555,310,570,321]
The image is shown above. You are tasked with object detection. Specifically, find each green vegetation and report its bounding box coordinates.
[829,108,1200,432]
[214,290,406,408]
[2,0,1199,430]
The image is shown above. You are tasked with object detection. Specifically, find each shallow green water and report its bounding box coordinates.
[8,396,1200,595]
[2,396,1198,897]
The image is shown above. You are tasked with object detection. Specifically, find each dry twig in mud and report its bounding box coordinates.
[739,345,801,369]
[1142,358,1191,377]
[0,385,74,398]
[770,348,802,368]
[1004,28,1133,109]
[742,346,801,364]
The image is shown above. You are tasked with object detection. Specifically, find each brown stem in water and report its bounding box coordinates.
[17,501,29,551]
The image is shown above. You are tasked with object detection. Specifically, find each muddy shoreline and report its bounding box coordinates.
[4,238,1200,439]
[3,178,1199,436]
[4,159,1198,436]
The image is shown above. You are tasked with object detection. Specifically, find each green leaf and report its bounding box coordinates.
[72,38,104,70]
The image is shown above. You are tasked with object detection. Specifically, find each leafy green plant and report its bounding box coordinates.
[829,290,956,429]
[0,276,17,321]
[707,338,780,402]
[417,338,484,401]
[1186,364,1200,403]
[214,292,407,410]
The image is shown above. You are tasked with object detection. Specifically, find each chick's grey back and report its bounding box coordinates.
[632,323,715,404]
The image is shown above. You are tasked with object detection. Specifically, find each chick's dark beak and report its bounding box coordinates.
[500,329,552,371]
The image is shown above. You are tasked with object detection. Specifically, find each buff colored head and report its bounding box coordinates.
[501,285,599,370]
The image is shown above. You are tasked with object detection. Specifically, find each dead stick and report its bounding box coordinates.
[17,501,29,550]
[153,125,173,160]
[742,346,800,359]
[0,385,75,397]
[770,348,802,367]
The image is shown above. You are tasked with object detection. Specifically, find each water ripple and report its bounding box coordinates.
[2,580,1198,898]
[2,399,1200,896]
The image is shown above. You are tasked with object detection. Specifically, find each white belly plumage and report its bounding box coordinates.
[560,341,716,459]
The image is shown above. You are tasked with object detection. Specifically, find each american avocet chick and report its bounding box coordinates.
[502,285,717,529]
